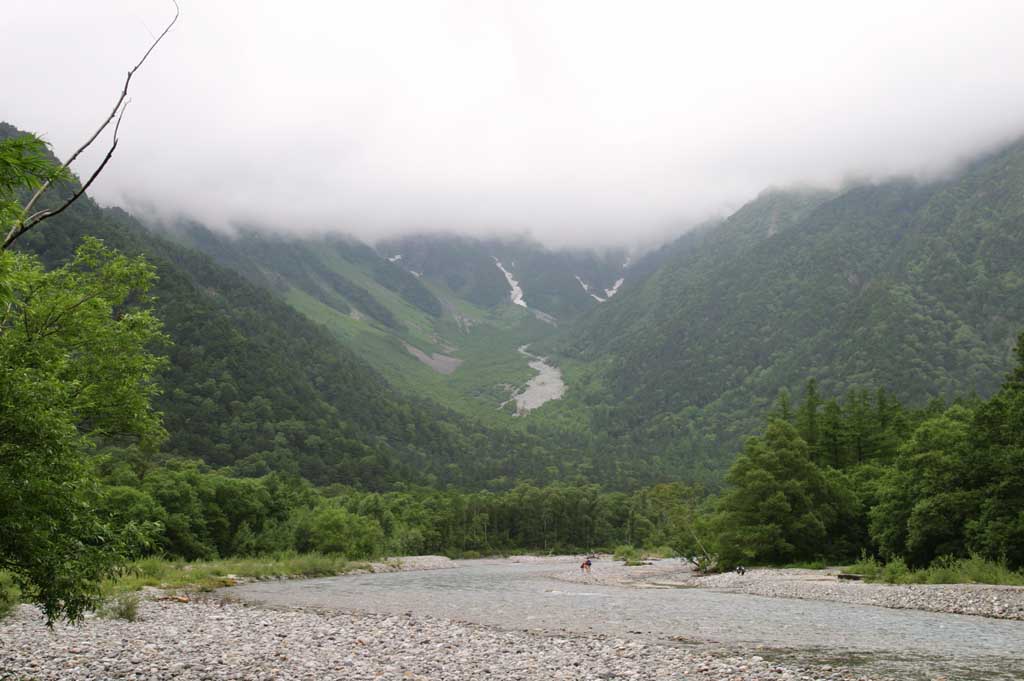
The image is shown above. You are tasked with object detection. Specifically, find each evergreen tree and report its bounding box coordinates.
[796,378,821,462]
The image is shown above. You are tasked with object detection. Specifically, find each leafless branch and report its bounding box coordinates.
[2,0,179,250]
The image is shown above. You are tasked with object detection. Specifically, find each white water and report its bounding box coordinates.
[493,257,528,307]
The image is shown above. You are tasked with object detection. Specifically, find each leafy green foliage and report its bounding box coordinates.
[0,572,20,620]
[712,335,1024,572]
[0,238,165,623]
[847,553,1024,586]
[0,126,70,233]
[295,505,384,559]
[711,421,846,567]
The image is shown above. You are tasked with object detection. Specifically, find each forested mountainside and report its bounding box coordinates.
[9,116,1023,494]
[157,224,629,422]
[5,122,613,489]
[558,139,1024,456]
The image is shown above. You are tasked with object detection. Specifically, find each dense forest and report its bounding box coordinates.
[81,334,1024,575]
[553,142,1024,475]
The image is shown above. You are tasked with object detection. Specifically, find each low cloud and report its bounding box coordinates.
[5,1,1024,248]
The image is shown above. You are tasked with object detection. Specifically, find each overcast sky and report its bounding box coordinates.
[4,1,1024,249]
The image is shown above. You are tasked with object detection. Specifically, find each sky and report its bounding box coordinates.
[4,1,1024,249]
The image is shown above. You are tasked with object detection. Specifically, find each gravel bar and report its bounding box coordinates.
[556,560,1024,620]
[1,597,879,681]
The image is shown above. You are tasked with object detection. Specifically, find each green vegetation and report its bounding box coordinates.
[613,545,645,565]
[846,554,1024,586]
[706,333,1024,574]
[104,553,360,595]
[0,572,20,620]
[559,148,1024,478]
[97,592,140,622]
[6,115,1024,630]
[1,132,166,623]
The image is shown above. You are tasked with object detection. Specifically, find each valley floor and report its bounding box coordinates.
[5,556,1024,680]
[0,598,875,681]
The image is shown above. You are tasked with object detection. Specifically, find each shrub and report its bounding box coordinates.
[98,592,140,622]
[880,556,911,583]
[298,506,384,559]
[845,551,883,579]
[613,545,641,563]
[644,546,677,559]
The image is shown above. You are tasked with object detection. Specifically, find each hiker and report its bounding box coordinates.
[584,557,592,574]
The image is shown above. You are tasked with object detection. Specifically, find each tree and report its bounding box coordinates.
[712,420,847,566]
[868,406,982,566]
[796,378,821,462]
[0,2,177,623]
[0,239,167,622]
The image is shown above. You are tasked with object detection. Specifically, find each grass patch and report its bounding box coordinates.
[782,559,827,570]
[105,552,362,596]
[844,553,1024,586]
[0,571,21,620]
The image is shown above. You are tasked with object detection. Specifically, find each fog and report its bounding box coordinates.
[4,1,1024,249]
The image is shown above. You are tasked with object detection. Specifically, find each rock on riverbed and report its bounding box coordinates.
[1,597,879,681]
[558,560,1024,621]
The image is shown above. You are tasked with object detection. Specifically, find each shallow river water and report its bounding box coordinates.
[229,559,1024,680]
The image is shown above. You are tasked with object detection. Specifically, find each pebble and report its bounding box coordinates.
[0,597,880,681]
[560,561,1024,621]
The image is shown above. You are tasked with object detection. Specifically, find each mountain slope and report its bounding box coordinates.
[558,141,1024,453]
[160,226,630,423]
[4,122,606,489]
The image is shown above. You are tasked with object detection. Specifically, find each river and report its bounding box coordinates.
[228,558,1024,680]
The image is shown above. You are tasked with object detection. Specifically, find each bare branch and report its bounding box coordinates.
[2,1,179,250]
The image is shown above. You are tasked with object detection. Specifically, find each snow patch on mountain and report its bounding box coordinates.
[493,257,527,308]
[604,278,625,299]
[575,275,606,302]
[387,254,402,262]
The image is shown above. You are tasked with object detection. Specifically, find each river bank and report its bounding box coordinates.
[0,597,878,681]
[554,558,1024,621]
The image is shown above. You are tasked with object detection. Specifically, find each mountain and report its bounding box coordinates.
[12,116,1024,491]
[3,123,615,489]
[157,225,629,423]
[377,233,629,319]
[556,140,1024,457]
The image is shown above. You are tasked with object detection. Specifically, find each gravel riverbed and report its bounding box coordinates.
[0,598,878,681]
[556,560,1024,621]
[4,556,1021,680]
